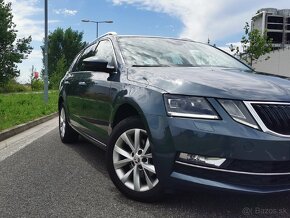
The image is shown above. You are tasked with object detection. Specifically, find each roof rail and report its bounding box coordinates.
[91,32,117,44]
[98,32,117,38]
[106,31,117,35]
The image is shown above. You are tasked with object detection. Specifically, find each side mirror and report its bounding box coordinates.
[82,57,115,73]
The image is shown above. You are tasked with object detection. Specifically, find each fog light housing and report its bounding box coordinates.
[178,152,226,167]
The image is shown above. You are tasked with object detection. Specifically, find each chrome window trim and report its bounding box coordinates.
[176,161,290,176]
[244,101,290,138]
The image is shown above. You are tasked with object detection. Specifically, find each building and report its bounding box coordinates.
[251,8,290,77]
[253,48,290,77]
[251,8,290,49]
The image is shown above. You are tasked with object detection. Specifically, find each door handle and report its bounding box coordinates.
[64,81,70,85]
[78,81,86,86]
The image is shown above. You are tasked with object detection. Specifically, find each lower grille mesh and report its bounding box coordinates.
[174,163,290,186]
[227,160,290,173]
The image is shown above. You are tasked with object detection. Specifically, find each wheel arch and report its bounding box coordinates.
[111,101,145,129]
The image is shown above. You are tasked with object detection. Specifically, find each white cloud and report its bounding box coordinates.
[54,8,78,16]
[112,0,290,43]
[4,0,44,41]
[4,0,60,41]
[28,49,42,60]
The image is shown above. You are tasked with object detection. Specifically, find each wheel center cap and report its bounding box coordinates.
[133,156,141,164]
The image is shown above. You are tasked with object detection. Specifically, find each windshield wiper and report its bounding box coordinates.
[131,64,170,67]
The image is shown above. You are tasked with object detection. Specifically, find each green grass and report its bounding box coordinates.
[0,91,58,131]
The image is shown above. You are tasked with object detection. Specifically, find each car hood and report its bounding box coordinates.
[128,67,290,101]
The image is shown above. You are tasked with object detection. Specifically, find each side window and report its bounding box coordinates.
[95,40,116,66]
[73,43,97,72]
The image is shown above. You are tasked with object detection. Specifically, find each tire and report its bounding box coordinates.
[107,116,163,202]
[59,103,79,143]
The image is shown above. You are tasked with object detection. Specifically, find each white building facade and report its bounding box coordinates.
[251,8,290,77]
[253,48,290,77]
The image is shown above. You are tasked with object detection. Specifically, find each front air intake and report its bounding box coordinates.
[252,103,290,135]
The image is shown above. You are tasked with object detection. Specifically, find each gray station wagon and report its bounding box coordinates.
[59,32,290,202]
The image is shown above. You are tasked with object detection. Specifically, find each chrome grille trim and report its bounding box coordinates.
[244,101,290,138]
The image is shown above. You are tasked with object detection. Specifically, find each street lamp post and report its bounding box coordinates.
[81,20,113,38]
[44,0,48,103]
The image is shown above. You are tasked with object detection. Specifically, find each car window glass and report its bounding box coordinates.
[118,37,250,71]
[95,40,115,66]
[74,43,97,72]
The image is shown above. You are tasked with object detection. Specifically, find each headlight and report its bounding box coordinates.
[219,99,259,129]
[164,94,219,119]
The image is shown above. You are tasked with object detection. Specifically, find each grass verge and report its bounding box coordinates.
[0,91,58,131]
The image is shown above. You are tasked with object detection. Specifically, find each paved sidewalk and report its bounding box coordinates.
[0,113,58,142]
[0,117,58,162]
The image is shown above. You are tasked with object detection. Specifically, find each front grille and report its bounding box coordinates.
[252,103,290,135]
[226,160,290,173]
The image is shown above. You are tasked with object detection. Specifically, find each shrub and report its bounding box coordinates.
[0,79,31,93]
[31,79,44,91]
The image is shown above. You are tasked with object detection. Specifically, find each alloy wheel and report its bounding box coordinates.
[113,128,159,192]
[60,107,66,138]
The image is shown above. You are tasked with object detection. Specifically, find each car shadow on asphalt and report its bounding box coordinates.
[64,136,290,217]
[64,136,109,178]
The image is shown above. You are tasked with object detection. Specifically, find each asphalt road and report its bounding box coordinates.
[1,126,290,217]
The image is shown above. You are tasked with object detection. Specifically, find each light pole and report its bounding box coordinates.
[44,0,48,103]
[81,20,113,38]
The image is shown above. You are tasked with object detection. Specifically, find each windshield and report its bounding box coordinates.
[118,37,250,70]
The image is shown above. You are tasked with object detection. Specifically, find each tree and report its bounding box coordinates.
[50,55,67,89]
[0,0,32,86]
[230,22,273,66]
[42,27,86,87]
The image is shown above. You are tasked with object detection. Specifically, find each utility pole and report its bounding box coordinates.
[44,0,48,103]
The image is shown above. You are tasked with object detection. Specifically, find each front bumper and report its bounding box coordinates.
[145,113,290,193]
[170,161,290,194]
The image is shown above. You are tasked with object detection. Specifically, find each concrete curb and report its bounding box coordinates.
[0,112,58,142]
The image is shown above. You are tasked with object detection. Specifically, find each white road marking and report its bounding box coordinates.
[0,117,58,162]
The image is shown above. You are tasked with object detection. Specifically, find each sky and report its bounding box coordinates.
[4,0,290,83]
